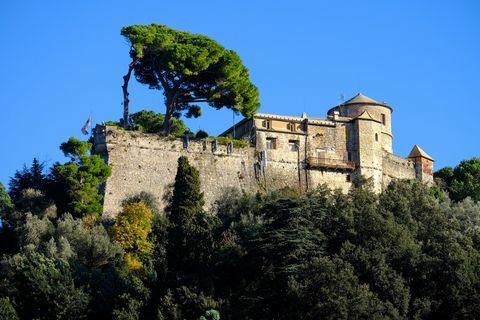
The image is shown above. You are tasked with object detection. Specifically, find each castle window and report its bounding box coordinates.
[262,120,272,129]
[288,140,299,151]
[381,114,386,125]
[287,122,296,132]
[375,133,379,142]
[346,175,352,182]
[266,137,277,150]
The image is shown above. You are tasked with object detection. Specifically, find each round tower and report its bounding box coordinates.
[328,93,393,153]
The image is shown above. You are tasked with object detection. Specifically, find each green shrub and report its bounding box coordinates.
[212,136,249,148]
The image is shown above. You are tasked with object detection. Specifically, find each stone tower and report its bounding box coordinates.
[327,93,394,192]
[408,145,434,184]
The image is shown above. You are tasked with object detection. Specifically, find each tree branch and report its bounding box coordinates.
[121,55,138,129]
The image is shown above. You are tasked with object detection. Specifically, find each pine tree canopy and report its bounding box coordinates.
[121,24,260,134]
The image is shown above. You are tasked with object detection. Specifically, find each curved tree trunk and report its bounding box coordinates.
[162,98,175,135]
[122,57,137,129]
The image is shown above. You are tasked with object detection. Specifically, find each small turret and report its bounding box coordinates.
[408,145,434,184]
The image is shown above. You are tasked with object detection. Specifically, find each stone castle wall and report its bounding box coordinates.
[382,153,416,182]
[94,126,260,218]
[95,126,428,218]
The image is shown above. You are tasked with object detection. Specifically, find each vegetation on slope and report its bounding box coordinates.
[1,144,480,319]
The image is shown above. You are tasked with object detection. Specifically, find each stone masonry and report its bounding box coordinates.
[94,93,434,217]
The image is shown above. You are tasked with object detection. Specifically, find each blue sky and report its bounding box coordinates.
[1,0,479,187]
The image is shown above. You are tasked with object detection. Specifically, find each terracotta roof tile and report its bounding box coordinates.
[408,145,434,161]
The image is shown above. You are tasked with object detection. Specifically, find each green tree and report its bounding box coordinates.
[112,274,151,320]
[156,287,219,320]
[436,158,480,202]
[0,297,18,320]
[200,309,220,320]
[111,201,154,270]
[380,180,480,318]
[435,166,454,188]
[12,189,52,217]
[14,211,122,268]
[295,256,386,320]
[0,182,13,221]
[59,137,92,158]
[0,251,89,320]
[167,156,218,272]
[130,110,189,137]
[8,158,46,204]
[48,138,111,219]
[121,24,260,134]
[106,110,190,137]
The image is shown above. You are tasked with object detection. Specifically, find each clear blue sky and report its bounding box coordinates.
[1,0,479,187]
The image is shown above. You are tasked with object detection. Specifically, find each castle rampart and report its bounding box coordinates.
[95,93,434,217]
[94,126,260,218]
[94,126,355,217]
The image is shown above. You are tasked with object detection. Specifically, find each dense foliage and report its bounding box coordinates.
[111,201,154,270]
[106,110,191,137]
[0,182,13,221]
[2,152,480,319]
[121,24,260,134]
[435,157,480,202]
[48,138,111,219]
[8,158,46,207]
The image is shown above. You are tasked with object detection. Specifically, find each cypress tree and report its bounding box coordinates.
[167,156,217,273]
[170,156,205,225]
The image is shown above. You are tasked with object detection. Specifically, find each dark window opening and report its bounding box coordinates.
[266,138,277,149]
[288,140,299,151]
[375,133,379,142]
[381,114,386,125]
[346,175,352,182]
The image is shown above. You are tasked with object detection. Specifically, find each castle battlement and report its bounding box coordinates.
[95,93,434,217]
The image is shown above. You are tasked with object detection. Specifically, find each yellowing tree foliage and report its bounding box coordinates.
[111,201,154,270]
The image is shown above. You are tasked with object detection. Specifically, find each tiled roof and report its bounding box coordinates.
[408,145,434,161]
[344,93,384,105]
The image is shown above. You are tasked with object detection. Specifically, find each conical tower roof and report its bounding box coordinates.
[328,93,393,116]
[408,145,434,161]
[344,93,383,105]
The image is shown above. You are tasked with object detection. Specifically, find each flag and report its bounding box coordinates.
[81,115,92,135]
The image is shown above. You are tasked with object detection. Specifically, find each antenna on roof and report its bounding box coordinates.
[340,94,345,102]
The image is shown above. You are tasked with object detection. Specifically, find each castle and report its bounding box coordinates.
[94,93,434,217]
